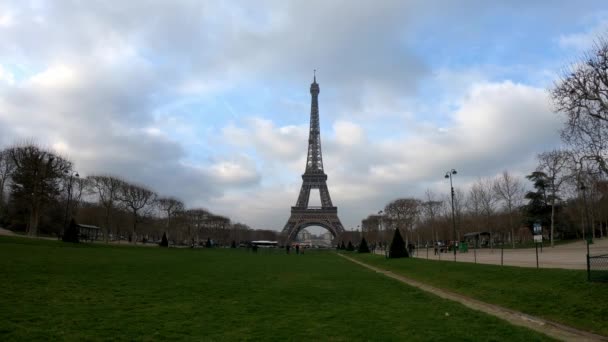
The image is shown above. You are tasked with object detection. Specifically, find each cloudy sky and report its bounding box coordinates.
[1,1,607,230]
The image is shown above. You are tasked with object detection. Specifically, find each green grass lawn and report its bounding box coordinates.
[0,237,553,341]
[352,253,608,336]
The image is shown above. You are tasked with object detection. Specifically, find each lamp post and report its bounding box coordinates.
[63,170,79,237]
[445,169,457,262]
[379,210,387,258]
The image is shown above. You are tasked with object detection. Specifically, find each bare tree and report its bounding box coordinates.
[552,37,608,175]
[493,171,525,247]
[471,178,497,249]
[538,150,569,246]
[8,144,72,235]
[384,198,421,244]
[118,182,157,243]
[88,175,125,242]
[0,150,16,212]
[157,197,184,238]
[421,189,443,243]
[62,174,88,233]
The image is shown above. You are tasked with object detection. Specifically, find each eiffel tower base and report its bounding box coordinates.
[281,208,345,245]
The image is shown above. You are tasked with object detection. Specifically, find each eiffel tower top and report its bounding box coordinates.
[305,71,324,174]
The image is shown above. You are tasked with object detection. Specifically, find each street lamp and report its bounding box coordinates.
[445,169,457,262]
[378,210,387,258]
[63,170,79,237]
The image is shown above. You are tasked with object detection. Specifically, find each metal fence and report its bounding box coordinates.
[588,254,608,282]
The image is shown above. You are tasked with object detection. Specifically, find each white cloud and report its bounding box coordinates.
[558,19,608,51]
[0,65,15,85]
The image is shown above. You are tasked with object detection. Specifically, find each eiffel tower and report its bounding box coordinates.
[281,74,345,244]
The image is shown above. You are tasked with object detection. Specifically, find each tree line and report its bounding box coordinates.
[362,37,608,249]
[0,143,275,245]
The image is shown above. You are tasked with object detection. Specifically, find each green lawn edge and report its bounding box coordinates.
[349,252,608,336]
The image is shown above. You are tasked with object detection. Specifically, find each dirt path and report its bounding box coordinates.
[337,253,607,342]
[0,227,17,236]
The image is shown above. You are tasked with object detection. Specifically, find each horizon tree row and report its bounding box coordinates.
[0,142,270,244]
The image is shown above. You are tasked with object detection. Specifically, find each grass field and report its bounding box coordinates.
[0,237,554,341]
[352,253,608,336]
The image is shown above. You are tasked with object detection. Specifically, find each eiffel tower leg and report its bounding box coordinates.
[319,183,333,207]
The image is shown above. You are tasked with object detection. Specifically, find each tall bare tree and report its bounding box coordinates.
[471,178,497,249]
[118,182,157,243]
[0,150,16,212]
[157,197,184,238]
[88,175,124,242]
[493,171,525,247]
[538,150,569,246]
[422,189,443,243]
[8,145,72,235]
[552,37,608,175]
[384,198,421,244]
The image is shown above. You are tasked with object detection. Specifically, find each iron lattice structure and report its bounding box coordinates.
[281,75,345,244]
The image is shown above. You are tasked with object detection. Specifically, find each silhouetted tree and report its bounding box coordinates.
[231,240,236,248]
[160,232,168,247]
[552,37,608,176]
[62,218,79,243]
[8,144,72,236]
[358,237,370,253]
[493,171,525,248]
[118,182,157,243]
[346,241,354,251]
[389,228,408,258]
[0,150,16,215]
[340,241,346,250]
[205,237,212,248]
[88,175,124,243]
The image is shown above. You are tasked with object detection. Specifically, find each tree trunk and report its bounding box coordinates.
[104,206,111,243]
[550,201,555,247]
[509,211,515,248]
[131,210,137,244]
[28,204,40,236]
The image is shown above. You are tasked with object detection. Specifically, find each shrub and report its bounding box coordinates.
[62,219,79,243]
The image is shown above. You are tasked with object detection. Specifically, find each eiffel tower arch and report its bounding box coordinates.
[281,74,345,244]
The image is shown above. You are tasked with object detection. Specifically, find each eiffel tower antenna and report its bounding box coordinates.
[281,75,345,244]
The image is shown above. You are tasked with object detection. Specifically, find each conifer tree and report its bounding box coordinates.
[346,241,354,251]
[358,237,370,253]
[389,228,408,258]
[205,238,212,248]
[340,241,346,250]
[231,240,236,248]
[160,232,168,247]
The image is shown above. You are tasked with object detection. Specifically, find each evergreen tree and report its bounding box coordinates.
[160,232,168,247]
[205,238,212,248]
[62,218,79,243]
[524,171,553,230]
[358,237,370,253]
[389,228,408,258]
[230,240,236,248]
[346,241,354,251]
[340,241,346,250]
